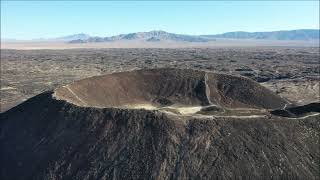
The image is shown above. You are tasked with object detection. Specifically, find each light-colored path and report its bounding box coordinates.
[65,85,88,106]
[282,103,288,110]
[192,114,267,119]
[288,113,320,119]
[52,90,319,120]
[204,73,214,105]
[212,114,267,119]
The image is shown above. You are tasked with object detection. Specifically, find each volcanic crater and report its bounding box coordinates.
[1,68,319,180]
[53,68,287,116]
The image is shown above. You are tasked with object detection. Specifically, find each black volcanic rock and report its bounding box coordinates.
[1,69,319,180]
[271,102,320,118]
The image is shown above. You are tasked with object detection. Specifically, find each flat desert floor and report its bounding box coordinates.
[2,39,319,50]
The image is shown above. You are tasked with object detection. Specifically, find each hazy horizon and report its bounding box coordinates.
[1,1,319,40]
[2,28,319,42]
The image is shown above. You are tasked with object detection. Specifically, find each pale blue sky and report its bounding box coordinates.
[1,1,319,40]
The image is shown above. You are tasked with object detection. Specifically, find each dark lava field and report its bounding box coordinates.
[1,47,319,112]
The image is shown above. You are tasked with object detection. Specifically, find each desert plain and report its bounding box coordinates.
[1,46,319,112]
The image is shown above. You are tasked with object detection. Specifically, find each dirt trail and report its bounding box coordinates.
[204,73,213,105]
[65,85,88,106]
[288,112,320,119]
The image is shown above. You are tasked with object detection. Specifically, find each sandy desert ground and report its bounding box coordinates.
[1,47,319,112]
[1,39,319,49]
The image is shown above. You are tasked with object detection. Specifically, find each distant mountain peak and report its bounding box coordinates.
[57,33,91,41]
[148,30,168,33]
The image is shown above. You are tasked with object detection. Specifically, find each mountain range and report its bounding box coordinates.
[2,29,319,43]
[66,29,319,43]
[203,29,319,40]
[69,30,210,43]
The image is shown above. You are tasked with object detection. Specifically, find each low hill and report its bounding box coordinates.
[202,29,319,40]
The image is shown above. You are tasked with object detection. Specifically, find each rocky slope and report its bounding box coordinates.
[271,102,320,118]
[1,69,319,180]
